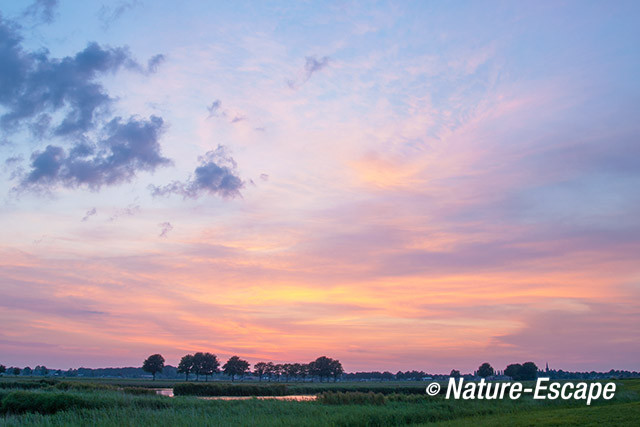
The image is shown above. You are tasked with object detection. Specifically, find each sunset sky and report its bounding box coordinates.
[1,0,639,373]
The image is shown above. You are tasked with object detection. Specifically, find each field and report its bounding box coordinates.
[0,377,638,426]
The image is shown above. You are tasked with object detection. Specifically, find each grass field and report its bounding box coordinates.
[0,377,638,426]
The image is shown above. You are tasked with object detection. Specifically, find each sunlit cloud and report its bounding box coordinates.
[0,0,638,373]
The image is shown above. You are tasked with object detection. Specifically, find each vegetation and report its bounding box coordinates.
[142,354,165,381]
[477,362,494,378]
[177,354,194,381]
[222,356,250,381]
[174,383,287,397]
[317,391,386,405]
[505,362,538,381]
[192,352,219,381]
[0,377,637,426]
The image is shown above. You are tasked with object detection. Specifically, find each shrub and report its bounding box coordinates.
[122,387,157,396]
[0,391,95,415]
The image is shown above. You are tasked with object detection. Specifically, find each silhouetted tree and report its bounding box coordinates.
[178,354,195,381]
[254,362,268,382]
[198,353,220,381]
[309,356,342,382]
[11,367,21,376]
[477,362,494,378]
[298,363,310,382]
[223,356,250,381]
[34,365,49,376]
[272,364,284,382]
[0,365,5,375]
[264,362,276,381]
[330,359,344,382]
[521,362,538,380]
[142,354,165,380]
[292,363,303,381]
[192,353,204,381]
[22,366,32,376]
[505,363,522,380]
[450,369,461,378]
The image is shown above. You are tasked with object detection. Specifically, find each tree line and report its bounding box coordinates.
[142,354,344,382]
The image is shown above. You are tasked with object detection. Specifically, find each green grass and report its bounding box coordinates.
[0,378,637,426]
[173,383,288,396]
[433,401,640,426]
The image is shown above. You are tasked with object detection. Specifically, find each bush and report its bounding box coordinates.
[317,391,386,405]
[122,387,157,396]
[0,379,56,390]
[53,381,115,392]
[173,383,287,396]
[0,390,95,415]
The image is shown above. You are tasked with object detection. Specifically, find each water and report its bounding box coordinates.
[153,389,316,401]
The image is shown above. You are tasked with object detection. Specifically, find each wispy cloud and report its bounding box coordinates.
[22,0,58,24]
[286,55,330,89]
[98,1,141,30]
[158,221,173,237]
[108,203,140,222]
[81,207,97,222]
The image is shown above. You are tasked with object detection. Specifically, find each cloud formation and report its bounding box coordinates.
[150,145,243,199]
[20,116,169,190]
[22,0,58,24]
[98,1,140,30]
[81,207,97,222]
[0,16,169,192]
[0,20,135,135]
[108,203,140,222]
[206,100,222,117]
[158,221,173,237]
[287,55,330,89]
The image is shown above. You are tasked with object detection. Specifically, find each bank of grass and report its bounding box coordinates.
[174,383,287,396]
[434,401,640,426]
[0,378,637,426]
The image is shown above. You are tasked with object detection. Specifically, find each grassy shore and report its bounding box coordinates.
[0,377,638,426]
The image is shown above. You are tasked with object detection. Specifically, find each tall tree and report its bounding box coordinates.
[264,362,275,382]
[477,362,494,378]
[253,362,268,382]
[0,365,5,375]
[504,363,522,380]
[142,354,165,380]
[291,363,303,382]
[273,364,284,382]
[309,356,341,382]
[192,352,204,381]
[520,362,538,381]
[449,369,461,378]
[223,356,250,381]
[298,363,309,382]
[200,353,220,381]
[329,359,344,382]
[177,354,195,381]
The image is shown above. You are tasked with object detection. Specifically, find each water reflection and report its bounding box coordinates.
[201,395,316,401]
[153,389,316,401]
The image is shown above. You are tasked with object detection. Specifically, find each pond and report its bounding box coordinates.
[153,389,316,401]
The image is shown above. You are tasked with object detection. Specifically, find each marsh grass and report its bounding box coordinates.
[317,391,386,405]
[173,383,287,396]
[0,378,637,426]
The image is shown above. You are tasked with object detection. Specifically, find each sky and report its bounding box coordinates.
[0,0,639,373]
